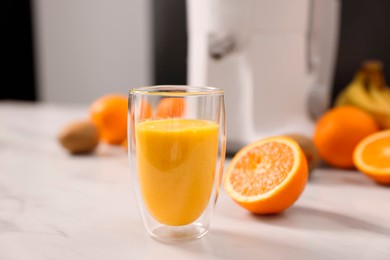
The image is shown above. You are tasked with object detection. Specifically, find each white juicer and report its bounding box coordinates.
[187,0,340,153]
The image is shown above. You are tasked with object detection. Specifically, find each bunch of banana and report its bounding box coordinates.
[335,61,390,129]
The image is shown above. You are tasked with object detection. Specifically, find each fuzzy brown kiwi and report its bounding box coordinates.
[58,120,99,154]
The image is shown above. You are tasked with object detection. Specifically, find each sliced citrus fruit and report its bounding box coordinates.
[353,130,390,185]
[224,136,308,214]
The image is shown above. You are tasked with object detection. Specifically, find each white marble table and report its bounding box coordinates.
[0,102,389,260]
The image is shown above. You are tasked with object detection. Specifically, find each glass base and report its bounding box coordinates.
[149,223,208,242]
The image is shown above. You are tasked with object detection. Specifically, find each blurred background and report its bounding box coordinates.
[1,0,389,105]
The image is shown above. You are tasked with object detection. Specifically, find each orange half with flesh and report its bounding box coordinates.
[353,130,390,185]
[224,136,308,214]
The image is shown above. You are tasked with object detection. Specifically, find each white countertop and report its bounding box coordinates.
[0,102,389,260]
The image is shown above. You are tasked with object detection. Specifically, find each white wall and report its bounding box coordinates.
[33,0,152,104]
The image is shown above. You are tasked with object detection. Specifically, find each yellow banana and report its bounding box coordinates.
[335,64,390,129]
[346,83,390,129]
[335,70,365,106]
[334,89,350,106]
[381,89,390,104]
[343,81,380,112]
[365,61,390,112]
[368,86,390,112]
[364,61,390,128]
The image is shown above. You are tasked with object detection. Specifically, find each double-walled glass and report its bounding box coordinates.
[128,86,226,241]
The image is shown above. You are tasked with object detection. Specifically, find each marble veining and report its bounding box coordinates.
[0,102,389,260]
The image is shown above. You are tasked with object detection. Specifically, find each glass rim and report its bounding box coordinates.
[130,85,224,96]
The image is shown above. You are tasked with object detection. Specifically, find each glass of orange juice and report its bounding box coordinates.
[128,85,226,241]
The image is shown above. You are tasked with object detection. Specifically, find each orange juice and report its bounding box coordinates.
[135,119,219,226]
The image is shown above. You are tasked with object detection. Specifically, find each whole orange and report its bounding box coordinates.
[155,98,185,118]
[313,106,379,168]
[90,94,128,145]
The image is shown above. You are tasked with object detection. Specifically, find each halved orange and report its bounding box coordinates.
[224,136,308,214]
[353,130,390,185]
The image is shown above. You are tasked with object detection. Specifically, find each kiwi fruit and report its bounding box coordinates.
[58,120,99,154]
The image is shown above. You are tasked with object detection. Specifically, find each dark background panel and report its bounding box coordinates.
[1,1,36,101]
[331,0,390,104]
[152,0,187,85]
